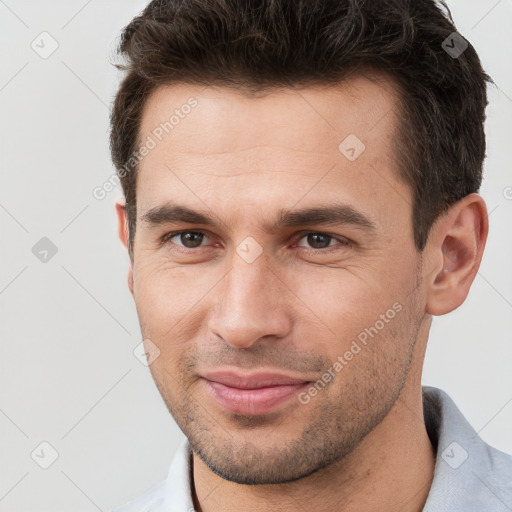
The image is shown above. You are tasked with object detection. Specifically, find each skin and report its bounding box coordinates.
[116,75,488,512]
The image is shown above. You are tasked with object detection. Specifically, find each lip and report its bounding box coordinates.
[201,370,311,415]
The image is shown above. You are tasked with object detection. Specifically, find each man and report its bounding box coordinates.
[109,0,512,510]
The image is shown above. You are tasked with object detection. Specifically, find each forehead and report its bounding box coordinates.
[135,74,411,231]
[139,73,401,155]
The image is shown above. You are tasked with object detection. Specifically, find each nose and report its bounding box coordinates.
[208,253,292,349]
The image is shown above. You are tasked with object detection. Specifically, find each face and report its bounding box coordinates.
[122,76,428,484]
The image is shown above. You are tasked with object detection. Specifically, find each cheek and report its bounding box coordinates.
[295,268,409,358]
[295,269,387,321]
[132,260,218,364]
[132,258,212,321]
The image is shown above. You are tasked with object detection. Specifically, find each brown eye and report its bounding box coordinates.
[304,233,332,249]
[166,231,208,249]
[296,232,349,251]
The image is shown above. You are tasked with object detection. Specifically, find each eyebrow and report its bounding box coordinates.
[140,201,377,232]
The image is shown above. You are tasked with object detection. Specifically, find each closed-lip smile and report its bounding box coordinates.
[200,370,311,415]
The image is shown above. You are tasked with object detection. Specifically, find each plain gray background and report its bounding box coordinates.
[1,0,511,511]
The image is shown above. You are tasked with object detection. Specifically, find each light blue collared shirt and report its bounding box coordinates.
[111,386,512,512]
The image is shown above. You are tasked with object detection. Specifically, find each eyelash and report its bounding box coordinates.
[161,230,351,254]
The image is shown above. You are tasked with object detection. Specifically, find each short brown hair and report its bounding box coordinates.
[110,0,492,254]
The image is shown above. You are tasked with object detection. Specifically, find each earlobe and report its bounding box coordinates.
[425,194,488,316]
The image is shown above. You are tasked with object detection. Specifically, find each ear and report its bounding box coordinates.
[115,200,134,296]
[425,193,488,316]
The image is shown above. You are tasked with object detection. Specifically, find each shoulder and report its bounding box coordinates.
[423,386,512,511]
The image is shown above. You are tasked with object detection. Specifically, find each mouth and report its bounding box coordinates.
[200,370,311,415]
